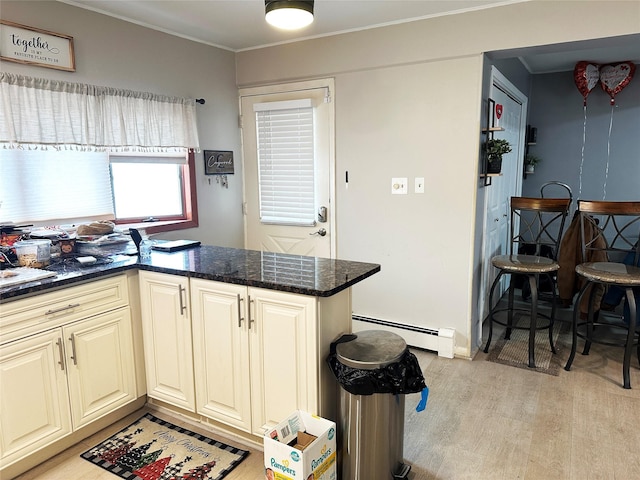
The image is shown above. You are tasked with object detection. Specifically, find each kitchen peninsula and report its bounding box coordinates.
[0,245,380,478]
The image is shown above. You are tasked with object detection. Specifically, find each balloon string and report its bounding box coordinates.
[604,105,614,200]
[579,104,587,199]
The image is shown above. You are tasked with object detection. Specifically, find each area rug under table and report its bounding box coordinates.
[81,413,249,480]
[485,313,569,376]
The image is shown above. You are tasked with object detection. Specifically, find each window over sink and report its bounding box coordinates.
[0,149,198,232]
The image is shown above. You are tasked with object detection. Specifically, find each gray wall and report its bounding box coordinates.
[0,1,244,248]
[522,68,640,206]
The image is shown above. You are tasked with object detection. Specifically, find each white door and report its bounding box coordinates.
[240,79,335,258]
[479,68,527,338]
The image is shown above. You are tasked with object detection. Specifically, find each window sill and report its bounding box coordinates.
[118,218,198,235]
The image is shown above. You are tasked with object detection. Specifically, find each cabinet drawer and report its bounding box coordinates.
[0,275,129,345]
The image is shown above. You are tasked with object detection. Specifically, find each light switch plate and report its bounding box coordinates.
[391,177,408,194]
[415,177,425,194]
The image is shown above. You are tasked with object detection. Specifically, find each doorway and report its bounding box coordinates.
[478,67,528,345]
[239,79,336,258]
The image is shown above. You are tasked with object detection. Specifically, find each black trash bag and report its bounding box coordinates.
[327,334,427,396]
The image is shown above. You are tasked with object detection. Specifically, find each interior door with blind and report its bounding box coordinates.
[240,79,335,258]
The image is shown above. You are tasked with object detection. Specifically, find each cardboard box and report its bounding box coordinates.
[264,411,337,480]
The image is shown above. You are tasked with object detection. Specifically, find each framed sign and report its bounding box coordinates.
[0,20,75,72]
[204,150,234,175]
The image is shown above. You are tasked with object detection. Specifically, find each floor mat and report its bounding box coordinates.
[485,313,569,376]
[81,413,249,480]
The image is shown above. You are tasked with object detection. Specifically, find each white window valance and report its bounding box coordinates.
[0,73,200,152]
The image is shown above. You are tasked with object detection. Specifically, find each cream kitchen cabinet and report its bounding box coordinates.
[138,271,195,411]
[247,286,317,436]
[0,275,138,475]
[1,244,378,476]
[0,329,72,468]
[190,280,251,432]
[190,278,349,437]
[140,270,352,439]
[63,308,136,428]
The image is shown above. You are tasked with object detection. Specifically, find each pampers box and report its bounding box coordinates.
[264,410,337,480]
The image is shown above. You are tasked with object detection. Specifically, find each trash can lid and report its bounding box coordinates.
[336,330,407,369]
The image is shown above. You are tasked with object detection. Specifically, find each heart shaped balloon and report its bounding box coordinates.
[574,61,600,106]
[600,61,636,105]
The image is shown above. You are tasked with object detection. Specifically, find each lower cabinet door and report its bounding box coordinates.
[64,308,136,429]
[191,279,251,432]
[248,288,317,436]
[0,330,72,467]
[139,271,195,411]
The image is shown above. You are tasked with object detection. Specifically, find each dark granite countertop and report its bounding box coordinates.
[0,245,380,302]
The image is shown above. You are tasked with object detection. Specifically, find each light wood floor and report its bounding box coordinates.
[13,308,640,480]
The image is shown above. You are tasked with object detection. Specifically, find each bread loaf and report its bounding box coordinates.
[77,221,115,236]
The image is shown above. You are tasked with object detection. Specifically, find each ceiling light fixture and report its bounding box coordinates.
[265,1,314,30]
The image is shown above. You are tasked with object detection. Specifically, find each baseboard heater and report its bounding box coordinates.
[351,315,455,358]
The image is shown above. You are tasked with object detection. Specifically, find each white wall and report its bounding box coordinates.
[334,57,482,355]
[1,1,244,248]
[236,0,640,357]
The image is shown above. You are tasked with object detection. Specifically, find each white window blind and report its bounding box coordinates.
[0,149,114,224]
[254,99,315,226]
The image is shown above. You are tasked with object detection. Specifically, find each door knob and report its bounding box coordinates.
[310,228,327,236]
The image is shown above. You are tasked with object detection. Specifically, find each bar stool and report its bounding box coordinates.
[484,197,571,368]
[564,200,640,389]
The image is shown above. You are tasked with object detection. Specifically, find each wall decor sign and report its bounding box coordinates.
[0,20,75,72]
[204,150,235,175]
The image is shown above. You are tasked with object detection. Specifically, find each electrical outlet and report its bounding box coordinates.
[391,177,408,194]
[415,177,425,194]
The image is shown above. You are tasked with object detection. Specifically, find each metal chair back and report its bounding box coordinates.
[577,200,640,265]
[509,197,572,259]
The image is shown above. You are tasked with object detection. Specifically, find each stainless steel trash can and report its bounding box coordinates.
[336,330,411,480]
